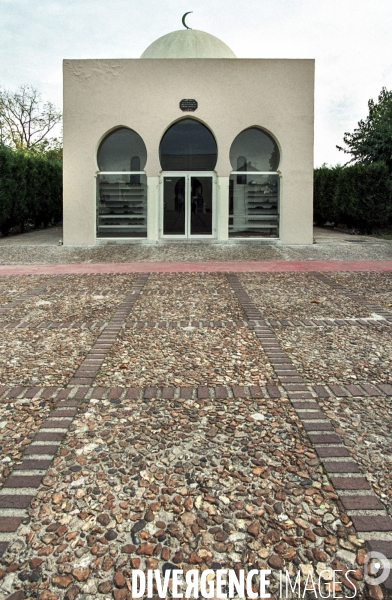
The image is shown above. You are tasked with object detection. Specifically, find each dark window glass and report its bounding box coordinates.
[97,127,147,171]
[97,173,147,238]
[229,173,279,238]
[230,128,280,172]
[160,119,217,171]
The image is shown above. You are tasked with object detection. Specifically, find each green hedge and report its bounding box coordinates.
[1,144,391,237]
[0,144,62,236]
[314,162,392,233]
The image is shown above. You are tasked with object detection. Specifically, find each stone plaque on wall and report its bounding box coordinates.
[179,99,198,112]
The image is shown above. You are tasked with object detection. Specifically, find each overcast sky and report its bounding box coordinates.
[1,0,391,166]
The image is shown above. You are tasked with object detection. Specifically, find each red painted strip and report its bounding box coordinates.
[0,260,392,275]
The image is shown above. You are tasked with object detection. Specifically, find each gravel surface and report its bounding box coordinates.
[0,396,57,489]
[0,329,97,387]
[0,394,366,598]
[239,273,370,319]
[0,244,284,265]
[274,324,392,386]
[95,326,277,388]
[276,240,392,262]
[319,396,392,516]
[0,239,392,264]
[131,274,244,322]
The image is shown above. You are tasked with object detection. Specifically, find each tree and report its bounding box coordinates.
[0,85,62,153]
[337,87,392,171]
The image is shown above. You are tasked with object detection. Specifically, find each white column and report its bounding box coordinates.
[279,172,313,245]
[63,170,96,246]
[216,176,229,241]
[147,176,160,241]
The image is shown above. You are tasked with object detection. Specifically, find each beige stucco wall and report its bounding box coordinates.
[63,58,314,245]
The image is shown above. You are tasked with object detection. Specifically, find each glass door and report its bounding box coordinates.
[162,172,215,238]
[190,176,213,235]
[163,175,186,236]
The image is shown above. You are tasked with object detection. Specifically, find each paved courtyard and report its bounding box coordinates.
[0,233,391,600]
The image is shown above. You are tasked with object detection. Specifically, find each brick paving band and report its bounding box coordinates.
[267,317,392,327]
[0,397,81,560]
[0,382,391,404]
[0,320,108,331]
[226,273,392,592]
[4,316,392,331]
[0,274,149,560]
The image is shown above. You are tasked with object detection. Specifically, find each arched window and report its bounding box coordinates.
[230,127,280,172]
[97,127,147,172]
[160,119,217,171]
[96,127,147,239]
[229,127,280,239]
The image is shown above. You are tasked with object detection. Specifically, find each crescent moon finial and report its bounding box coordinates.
[182,12,193,29]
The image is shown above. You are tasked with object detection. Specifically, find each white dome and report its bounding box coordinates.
[140,29,236,59]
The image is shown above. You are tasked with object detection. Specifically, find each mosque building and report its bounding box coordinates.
[62,17,314,245]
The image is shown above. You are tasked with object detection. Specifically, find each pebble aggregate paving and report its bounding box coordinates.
[0,329,97,387]
[274,325,392,386]
[0,275,137,326]
[239,273,371,319]
[0,277,54,301]
[94,327,277,389]
[329,272,392,312]
[0,261,391,600]
[130,274,244,322]
[0,395,367,599]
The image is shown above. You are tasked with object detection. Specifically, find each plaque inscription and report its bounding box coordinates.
[179,99,198,112]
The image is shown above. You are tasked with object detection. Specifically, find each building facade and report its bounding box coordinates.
[63,29,314,245]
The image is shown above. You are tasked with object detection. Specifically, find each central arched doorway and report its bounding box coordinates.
[160,119,217,238]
